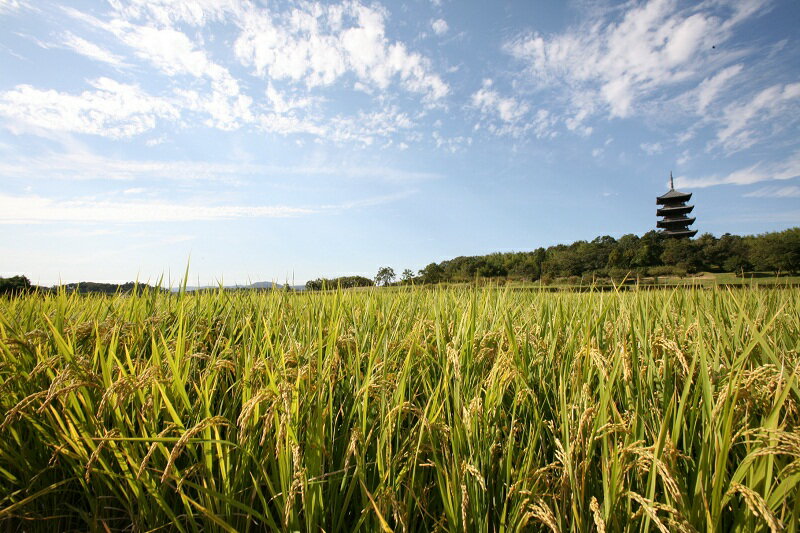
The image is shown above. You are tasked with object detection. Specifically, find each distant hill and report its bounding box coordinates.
[0,278,305,295]
[43,281,167,294]
[170,282,306,292]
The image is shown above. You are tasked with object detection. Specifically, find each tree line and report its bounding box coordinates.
[0,277,166,296]
[406,227,800,285]
[4,228,798,295]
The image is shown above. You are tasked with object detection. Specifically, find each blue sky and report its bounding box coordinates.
[1,0,798,285]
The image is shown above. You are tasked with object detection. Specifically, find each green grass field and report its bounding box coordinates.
[1,287,799,531]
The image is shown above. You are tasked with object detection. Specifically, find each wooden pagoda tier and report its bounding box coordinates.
[661,228,698,238]
[657,173,697,238]
[657,216,696,229]
[656,204,694,217]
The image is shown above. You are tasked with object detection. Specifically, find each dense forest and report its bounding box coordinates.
[410,227,800,284]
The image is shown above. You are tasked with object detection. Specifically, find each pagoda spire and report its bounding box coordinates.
[669,171,674,190]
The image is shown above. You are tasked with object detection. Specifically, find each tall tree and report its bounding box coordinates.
[374,267,396,286]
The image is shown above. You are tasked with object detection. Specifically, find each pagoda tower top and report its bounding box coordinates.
[657,171,692,204]
[656,171,697,238]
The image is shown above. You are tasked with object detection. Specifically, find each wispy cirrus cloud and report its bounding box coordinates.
[60,32,127,67]
[640,142,663,155]
[0,0,26,14]
[712,81,800,153]
[0,186,419,224]
[675,151,800,188]
[0,151,441,183]
[743,185,800,198]
[694,63,743,114]
[65,7,254,130]
[0,193,313,224]
[320,189,417,210]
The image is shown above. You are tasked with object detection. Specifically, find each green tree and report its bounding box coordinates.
[418,263,444,284]
[305,276,373,291]
[374,267,396,286]
[693,233,718,270]
[401,269,415,283]
[751,227,800,274]
[715,234,751,275]
[661,238,699,272]
[0,275,32,296]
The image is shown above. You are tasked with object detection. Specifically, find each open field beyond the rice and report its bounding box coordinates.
[1,287,799,532]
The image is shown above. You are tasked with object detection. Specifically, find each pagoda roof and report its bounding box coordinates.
[656,189,692,204]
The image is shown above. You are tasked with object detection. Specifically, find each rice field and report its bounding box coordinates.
[1,286,798,532]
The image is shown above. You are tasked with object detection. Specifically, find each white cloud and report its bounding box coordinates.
[676,151,800,188]
[431,18,448,35]
[265,83,315,113]
[121,25,216,76]
[61,32,126,66]
[506,0,768,127]
[0,78,178,138]
[743,185,800,198]
[640,142,663,155]
[432,131,472,153]
[0,193,312,224]
[84,13,254,130]
[105,0,240,27]
[470,78,549,138]
[0,0,25,14]
[64,5,256,129]
[472,79,528,122]
[56,2,446,139]
[233,2,448,101]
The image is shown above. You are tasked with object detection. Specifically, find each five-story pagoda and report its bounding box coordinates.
[657,172,697,238]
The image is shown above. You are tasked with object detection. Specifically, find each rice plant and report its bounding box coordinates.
[1,286,798,531]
